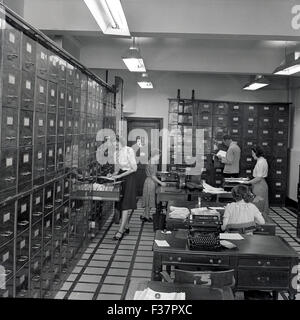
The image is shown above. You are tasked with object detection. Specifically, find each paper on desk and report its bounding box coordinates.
[208,207,225,210]
[220,240,237,249]
[155,240,170,247]
[220,233,244,240]
[216,150,227,158]
[134,288,185,300]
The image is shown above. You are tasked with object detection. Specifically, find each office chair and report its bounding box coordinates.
[160,269,235,300]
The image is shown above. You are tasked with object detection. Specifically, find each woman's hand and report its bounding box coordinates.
[161,182,167,187]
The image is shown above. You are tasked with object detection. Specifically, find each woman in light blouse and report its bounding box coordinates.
[109,135,137,240]
[246,146,269,216]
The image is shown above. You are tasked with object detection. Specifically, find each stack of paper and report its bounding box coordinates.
[219,233,244,240]
[134,288,185,300]
[202,182,227,194]
[190,208,219,215]
[216,150,227,158]
[169,206,190,220]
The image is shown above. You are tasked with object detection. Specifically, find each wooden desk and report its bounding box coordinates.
[166,200,276,236]
[125,279,233,300]
[152,230,299,299]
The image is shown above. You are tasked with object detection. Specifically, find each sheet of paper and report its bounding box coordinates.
[208,207,225,210]
[155,240,170,247]
[220,240,237,249]
[216,150,227,158]
[219,233,244,240]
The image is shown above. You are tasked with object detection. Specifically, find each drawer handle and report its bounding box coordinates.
[0,231,13,237]
[18,220,29,226]
[177,257,182,262]
[7,54,18,60]
[18,255,28,262]
[38,103,46,105]
[37,168,45,171]
[218,259,222,264]
[7,95,18,98]
[4,176,16,182]
[45,205,53,209]
[6,136,16,140]
[257,261,262,265]
[22,136,32,139]
[49,104,57,107]
[33,212,43,217]
[32,244,41,250]
[209,259,214,264]
[64,193,70,197]
[266,261,270,265]
[55,199,62,203]
[21,171,31,176]
[55,226,62,230]
[23,99,33,102]
[32,275,41,282]
[25,61,35,67]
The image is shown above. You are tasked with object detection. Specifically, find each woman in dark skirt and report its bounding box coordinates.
[109,135,137,240]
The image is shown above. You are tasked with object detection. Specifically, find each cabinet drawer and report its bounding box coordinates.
[239,257,289,268]
[258,105,273,116]
[273,141,288,156]
[16,232,30,270]
[229,103,243,115]
[0,202,15,246]
[34,112,46,143]
[197,112,212,126]
[270,192,285,203]
[43,215,53,246]
[243,116,257,127]
[63,178,70,199]
[274,116,289,128]
[57,114,65,137]
[229,115,242,127]
[17,195,30,234]
[31,220,43,256]
[36,43,48,79]
[67,86,73,109]
[259,116,273,128]
[46,144,56,174]
[66,63,75,84]
[22,34,36,72]
[243,127,257,139]
[35,77,47,112]
[19,110,33,146]
[269,180,286,191]
[2,68,20,108]
[162,253,230,267]
[66,115,73,135]
[271,168,286,179]
[240,166,253,177]
[1,106,18,148]
[44,184,54,213]
[243,105,257,117]
[46,113,57,144]
[258,128,272,140]
[3,24,21,69]
[241,155,255,166]
[33,143,45,179]
[81,93,87,113]
[273,127,288,140]
[48,81,58,114]
[15,267,29,297]
[21,70,35,110]
[212,115,228,127]
[55,180,63,207]
[58,59,67,84]
[273,156,287,168]
[74,87,81,111]
[57,143,65,170]
[229,127,242,137]
[32,189,44,222]
[212,127,228,139]
[213,103,228,114]
[58,85,66,111]
[0,240,14,277]
[74,68,82,87]
[238,269,289,289]
[242,140,256,153]
[0,148,17,191]
[48,54,59,82]
[274,105,289,117]
[257,139,272,155]
[18,146,33,184]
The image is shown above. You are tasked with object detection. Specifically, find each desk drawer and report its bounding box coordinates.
[238,269,289,289]
[239,257,290,268]
[162,254,230,267]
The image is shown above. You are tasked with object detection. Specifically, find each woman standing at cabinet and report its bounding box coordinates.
[246,146,269,216]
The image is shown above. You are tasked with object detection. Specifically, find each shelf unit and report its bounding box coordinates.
[168,98,290,205]
[0,5,123,298]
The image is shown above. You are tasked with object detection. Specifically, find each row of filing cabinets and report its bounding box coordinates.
[1,107,104,148]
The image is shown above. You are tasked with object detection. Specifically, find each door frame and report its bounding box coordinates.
[125,117,163,167]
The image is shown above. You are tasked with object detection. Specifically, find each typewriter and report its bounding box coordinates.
[188,215,222,251]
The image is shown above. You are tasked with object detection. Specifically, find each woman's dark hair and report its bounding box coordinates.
[251,146,264,158]
[231,185,253,203]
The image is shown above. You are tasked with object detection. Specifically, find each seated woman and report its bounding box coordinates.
[221,185,265,234]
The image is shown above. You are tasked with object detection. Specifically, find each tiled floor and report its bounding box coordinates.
[54,206,300,300]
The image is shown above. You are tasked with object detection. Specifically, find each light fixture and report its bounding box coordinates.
[273,52,300,75]
[243,75,269,91]
[137,73,153,89]
[83,0,130,36]
[122,37,146,72]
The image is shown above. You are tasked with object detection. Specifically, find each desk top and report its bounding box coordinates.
[154,230,298,258]
[125,280,233,300]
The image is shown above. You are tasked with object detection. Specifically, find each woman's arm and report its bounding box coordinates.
[248,176,263,185]
[150,175,165,186]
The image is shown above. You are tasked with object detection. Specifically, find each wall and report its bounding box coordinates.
[289,78,300,202]
[4,0,24,16]
[93,69,291,171]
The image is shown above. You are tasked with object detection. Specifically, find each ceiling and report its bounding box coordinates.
[15,0,300,76]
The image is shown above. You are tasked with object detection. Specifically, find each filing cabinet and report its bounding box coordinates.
[33,143,45,183]
[258,128,273,140]
[213,103,228,114]
[22,34,36,73]
[273,127,288,141]
[30,258,42,298]
[196,102,212,113]
[32,188,44,223]
[16,232,30,271]
[36,43,48,79]
[243,126,257,139]
[18,146,33,189]
[46,144,56,175]
[48,81,58,113]
[257,139,272,155]
[0,148,17,199]
[229,103,243,115]
[259,105,273,116]
[56,143,64,171]
[48,54,59,82]
[273,141,287,156]
[2,67,20,108]
[34,111,46,144]
[197,112,212,126]
[274,115,289,128]
[31,220,42,257]
[241,154,255,167]
[35,76,47,112]
[57,114,65,141]
[46,112,57,144]
[19,109,33,146]
[74,87,81,111]
[3,23,21,70]
[66,113,73,136]
[58,58,67,84]
[242,140,256,154]
[17,195,30,234]
[243,104,257,118]
[58,86,66,115]
[0,202,15,247]
[54,180,63,208]
[21,70,35,110]
[1,106,18,148]
[15,266,29,298]
[212,115,228,127]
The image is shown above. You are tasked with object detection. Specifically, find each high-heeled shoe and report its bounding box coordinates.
[113,231,124,241]
[124,227,130,234]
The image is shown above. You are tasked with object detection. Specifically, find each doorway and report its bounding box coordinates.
[126,117,163,197]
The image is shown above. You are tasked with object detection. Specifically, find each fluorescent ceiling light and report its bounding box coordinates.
[137,73,153,89]
[83,0,130,36]
[243,75,269,91]
[273,52,300,75]
[122,38,146,72]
